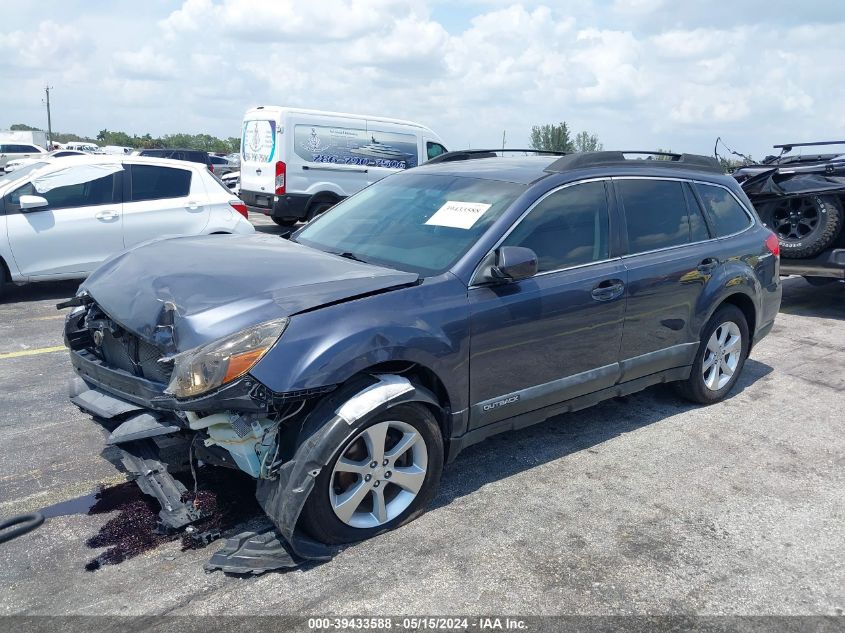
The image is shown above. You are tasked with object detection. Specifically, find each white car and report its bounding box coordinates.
[4,149,87,173]
[0,142,46,173]
[0,155,254,295]
[221,170,239,194]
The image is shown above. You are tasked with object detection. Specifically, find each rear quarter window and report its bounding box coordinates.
[695,183,752,237]
[128,164,192,202]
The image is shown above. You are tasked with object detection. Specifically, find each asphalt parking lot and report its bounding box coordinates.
[1,218,843,616]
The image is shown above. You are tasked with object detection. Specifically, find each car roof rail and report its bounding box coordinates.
[773,141,845,151]
[425,149,567,165]
[545,151,722,173]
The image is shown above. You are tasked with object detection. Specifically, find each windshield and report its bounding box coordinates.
[295,173,524,275]
[0,162,48,185]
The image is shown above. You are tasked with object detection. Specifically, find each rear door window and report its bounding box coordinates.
[695,183,753,237]
[128,164,191,201]
[618,179,702,254]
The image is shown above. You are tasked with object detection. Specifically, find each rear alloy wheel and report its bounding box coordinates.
[701,322,742,391]
[300,403,443,544]
[759,195,843,258]
[675,304,749,404]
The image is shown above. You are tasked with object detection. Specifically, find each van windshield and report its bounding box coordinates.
[294,172,524,276]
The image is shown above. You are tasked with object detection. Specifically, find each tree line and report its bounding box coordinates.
[529,122,751,172]
[9,123,240,153]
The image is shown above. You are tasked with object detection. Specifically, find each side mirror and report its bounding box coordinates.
[19,195,49,211]
[472,246,537,284]
[489,246,538,282]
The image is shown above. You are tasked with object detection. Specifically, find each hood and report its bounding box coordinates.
[80,234,419,352]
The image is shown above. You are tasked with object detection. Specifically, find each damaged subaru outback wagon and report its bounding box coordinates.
[65,150,782,571]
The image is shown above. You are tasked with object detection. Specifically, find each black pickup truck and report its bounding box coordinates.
[732,141,845,284]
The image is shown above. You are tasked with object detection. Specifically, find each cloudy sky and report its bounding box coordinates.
[1,0,843,159]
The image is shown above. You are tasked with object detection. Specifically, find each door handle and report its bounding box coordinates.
[95,210,119,221]
[185,201,200,210]
[697,257,719,273]
[591,279,625,302]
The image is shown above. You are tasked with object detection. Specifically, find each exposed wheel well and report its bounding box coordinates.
[306,192,341,217]
[719,293,756,342]
[350,361,453,445]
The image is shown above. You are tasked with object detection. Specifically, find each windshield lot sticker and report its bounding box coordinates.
[425,201,492,229]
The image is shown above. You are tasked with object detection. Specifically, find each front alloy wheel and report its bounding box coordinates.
[329,420,428,528]
[299,402,444,545]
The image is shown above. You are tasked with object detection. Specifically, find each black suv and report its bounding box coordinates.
[137,148,212,170]
[64,150,781,570]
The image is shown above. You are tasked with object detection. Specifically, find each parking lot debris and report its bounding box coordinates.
[80,466,263,570]
[204,529,301,575]
[0,512,45,544]
[118,438,210,532]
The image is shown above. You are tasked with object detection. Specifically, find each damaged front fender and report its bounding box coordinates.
[253,374,440,563]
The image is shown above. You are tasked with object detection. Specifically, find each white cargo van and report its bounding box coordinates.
[239,106,447,226]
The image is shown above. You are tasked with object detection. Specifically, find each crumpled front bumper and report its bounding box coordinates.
[69,347,271,414]
[69,368,439,573]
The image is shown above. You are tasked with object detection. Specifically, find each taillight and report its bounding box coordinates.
[764,232,780,257]
[209,164,214,173]
[275,160,286,195]
[230,200,248,219]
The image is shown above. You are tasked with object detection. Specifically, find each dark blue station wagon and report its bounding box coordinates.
[65,150,782,569]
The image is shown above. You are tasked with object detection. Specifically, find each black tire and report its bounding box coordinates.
[0,261,8,302]
[758,195,843,259]
[674,304,750,405]
[272,217,298,227]
[307,200,335,221]
[803,276,839,287]
[299,402,444,545]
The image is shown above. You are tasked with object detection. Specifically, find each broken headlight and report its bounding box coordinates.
[164,317,289,398]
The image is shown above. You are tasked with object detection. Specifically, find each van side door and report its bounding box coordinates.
[288,117,369,199]
[364,121,421,186]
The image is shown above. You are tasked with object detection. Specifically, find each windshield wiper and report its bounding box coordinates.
[335,251,369,264]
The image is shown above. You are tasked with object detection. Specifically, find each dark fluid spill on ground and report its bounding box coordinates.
[49,468,264,571]
[39,491,101,519]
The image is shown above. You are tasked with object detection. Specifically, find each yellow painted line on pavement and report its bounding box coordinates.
[0,345,66,360]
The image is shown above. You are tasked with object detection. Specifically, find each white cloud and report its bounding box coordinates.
[1,1,844,159]
[113,47,178,81]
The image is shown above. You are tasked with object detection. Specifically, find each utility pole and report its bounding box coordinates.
[44,85,53,147]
